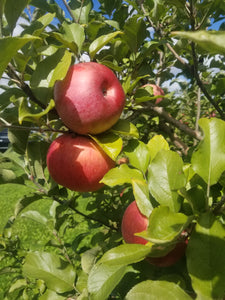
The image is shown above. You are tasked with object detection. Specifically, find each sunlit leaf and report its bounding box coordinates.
[132,179,153,217]
[89,31,123,59]
[101,164,144,187]
[147,135,170,162]
[125,280,192,300]
[90,132,123,161]
[20,210,48,226]
[23,251,76,293]
[148,150,186,212]
[19,99,55,124]
[98,244,152,266]
[88,263,127,300]
[172,30,225,55]
[191,118,225,185]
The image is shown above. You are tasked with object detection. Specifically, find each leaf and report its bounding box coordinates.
[191,118,225,186]
[134,85,162,103]
[69,0,92,24]
[23,251,76,293]
[98,244,152,266]
[125,280,192,300]
[131,179,153,217]
[14,194,44,217]
[23,13,55,36]
[18,99,55,124]
[110,119,139,138]
[181,186,208,214]
[124,15,148,52]
[147,135,170,162]
[187,212,225,299]
[124,139,150,173]
[138,206,192,244]
[30,48,72,104]
[101,164,144,187]
[8,127,30,154]
[87,263,127,300]
[39,289,66,300]
[172,30,225,55]
[89,31,123,59]
[4,0,29,32]
[148,150,186,212]
[62,22,85,52]
[90,132,122,161]
[81,247,101,274]
[21,210,48,226]
[0,35,40,79]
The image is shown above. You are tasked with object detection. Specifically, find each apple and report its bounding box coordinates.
[121,201,188,267]
[46,134,115,192]
[143,84,164,104]
[54,62,125,135]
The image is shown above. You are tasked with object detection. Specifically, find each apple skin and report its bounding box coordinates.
[121,201,188,267]
[143,84,164,104]
[46,134,115,192]
[54,62,125,135]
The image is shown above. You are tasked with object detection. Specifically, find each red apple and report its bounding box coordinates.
[121,201,188,267]
[143,84,164,104]
[54,62,125,135]
[46,134,115,192]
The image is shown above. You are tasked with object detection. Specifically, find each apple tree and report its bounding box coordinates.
[0,0,225,299]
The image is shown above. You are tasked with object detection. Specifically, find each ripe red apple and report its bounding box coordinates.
[121,201,188,267]
[46,134,115,192]
[54,62,125,135]
[143,84,164,104]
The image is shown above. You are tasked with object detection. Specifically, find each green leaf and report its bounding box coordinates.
[0,35,40,79]
[30,49,72,104]
[148,150,186,212]
[89,31,123,59]
[172,30,225,55]
[8,127,30,154]
[187,212,225,299]
[39,289,66,300]
[21,210,48,226]
[98,244,152,266]
[4,0,29,32]
[101,164,144,187]
[90,132,122,161]
[88,263,127,300]
[125,280,192,300]
[23,251,76,293]
[181,186,208,214]
[19,99,55,124]
[110,119,139,138]
[62,22,85,52]
[14,194,44,217]
[69,0,92,24]
[191,118,225,186]
[124,15,148,52]
[124,139,150,173]
[132,179,153,217]
[138,206,191,244]
[134,85,162,103]
[147,135,170,162]
[81,247,101,274]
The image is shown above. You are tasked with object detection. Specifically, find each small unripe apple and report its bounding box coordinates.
[143,84,164,104]
[46,134,115,192]
[54,62,125,135]
[121,201,188,267]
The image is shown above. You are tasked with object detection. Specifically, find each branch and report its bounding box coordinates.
[61,0,77,23]
[6,63,46,110]
[146,103,202,140]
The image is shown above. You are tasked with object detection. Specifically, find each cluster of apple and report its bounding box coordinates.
[47,63,184,267]
[47,62,125,192]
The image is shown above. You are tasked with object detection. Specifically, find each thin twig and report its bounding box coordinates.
[6,64,46,109]
[61,0,77,23]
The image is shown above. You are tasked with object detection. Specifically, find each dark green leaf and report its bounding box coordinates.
[187,212,225,299]
[4,0,29,32]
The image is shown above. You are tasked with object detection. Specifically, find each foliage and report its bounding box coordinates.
[0,0,225,299]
